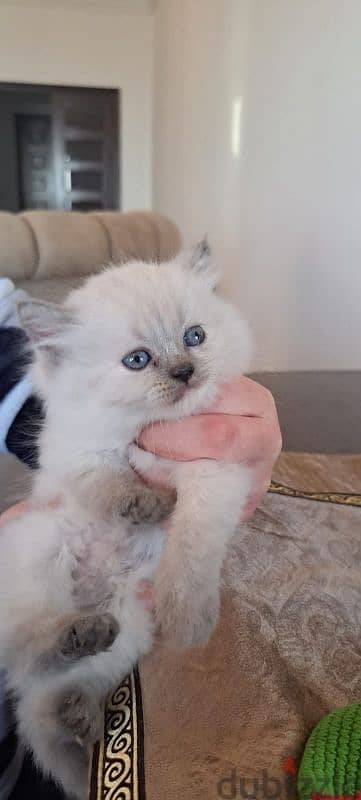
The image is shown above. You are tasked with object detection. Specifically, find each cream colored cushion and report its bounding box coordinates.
[16,277,85,304]
[23,211,109,279]
[93,210,182,263]
[0,211,181,281]
[0,213,37,280]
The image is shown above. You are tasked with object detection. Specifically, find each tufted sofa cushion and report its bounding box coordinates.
[0,210,181,281]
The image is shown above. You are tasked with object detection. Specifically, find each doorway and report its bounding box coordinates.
[0,83,120,212]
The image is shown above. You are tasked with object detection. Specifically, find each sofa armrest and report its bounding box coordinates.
[0,210,181,281]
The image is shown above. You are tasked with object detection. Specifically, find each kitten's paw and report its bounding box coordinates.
[119,486,175,525]
[59,613,119,661]
[156,584,220,648]
[57,691,103,748]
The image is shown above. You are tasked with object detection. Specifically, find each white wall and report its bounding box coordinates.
[153,0,361,371]
[0,2,153,210]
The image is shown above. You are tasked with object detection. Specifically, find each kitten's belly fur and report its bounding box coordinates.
[0,502,163,688]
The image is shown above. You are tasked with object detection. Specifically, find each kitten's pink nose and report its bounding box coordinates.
[171,363,194,384]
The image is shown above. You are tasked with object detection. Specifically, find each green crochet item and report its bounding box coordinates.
[298,704,361,800]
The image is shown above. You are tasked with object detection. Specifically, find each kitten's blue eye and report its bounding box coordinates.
[122,350,151,370]
[183,325,206,347]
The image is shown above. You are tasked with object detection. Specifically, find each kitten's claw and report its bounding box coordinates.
[119,486,175,525]
[59,613,119,661]
[57,691,103,748]
[156,582,220,648]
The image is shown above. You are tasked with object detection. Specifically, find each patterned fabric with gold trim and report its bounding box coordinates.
[89,478,361,800]
[269,481,361,507]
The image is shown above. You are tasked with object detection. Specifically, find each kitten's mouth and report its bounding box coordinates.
[171,377,203,404]
[172,385,188,403]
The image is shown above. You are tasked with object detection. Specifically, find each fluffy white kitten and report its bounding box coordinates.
[0,242,251,798]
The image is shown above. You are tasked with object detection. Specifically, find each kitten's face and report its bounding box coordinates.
[20,243,251,423]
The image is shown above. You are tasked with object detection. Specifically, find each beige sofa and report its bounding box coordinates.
[0,209,181,302]
[0,209,181,512]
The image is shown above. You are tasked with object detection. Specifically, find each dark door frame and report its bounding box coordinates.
[0,81,121,210]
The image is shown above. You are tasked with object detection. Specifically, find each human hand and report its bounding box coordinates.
[139,376,282,522]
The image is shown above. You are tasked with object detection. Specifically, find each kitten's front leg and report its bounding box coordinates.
[155,462,250,648]
[57,613,119,664]
[71,466,175,524]
[116,475,176,525]
[33,612,119,673]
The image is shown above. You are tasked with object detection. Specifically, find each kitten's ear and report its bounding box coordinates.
[17,300,76,359]
[18,300,76,342]
[187,238,220,289]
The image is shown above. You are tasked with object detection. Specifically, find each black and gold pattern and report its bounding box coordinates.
[269,481,361,507]
[89,667,145,800]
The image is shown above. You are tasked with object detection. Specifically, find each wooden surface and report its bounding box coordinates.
[250,371,361,453]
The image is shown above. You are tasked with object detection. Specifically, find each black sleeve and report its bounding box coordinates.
[0,327,44,469]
